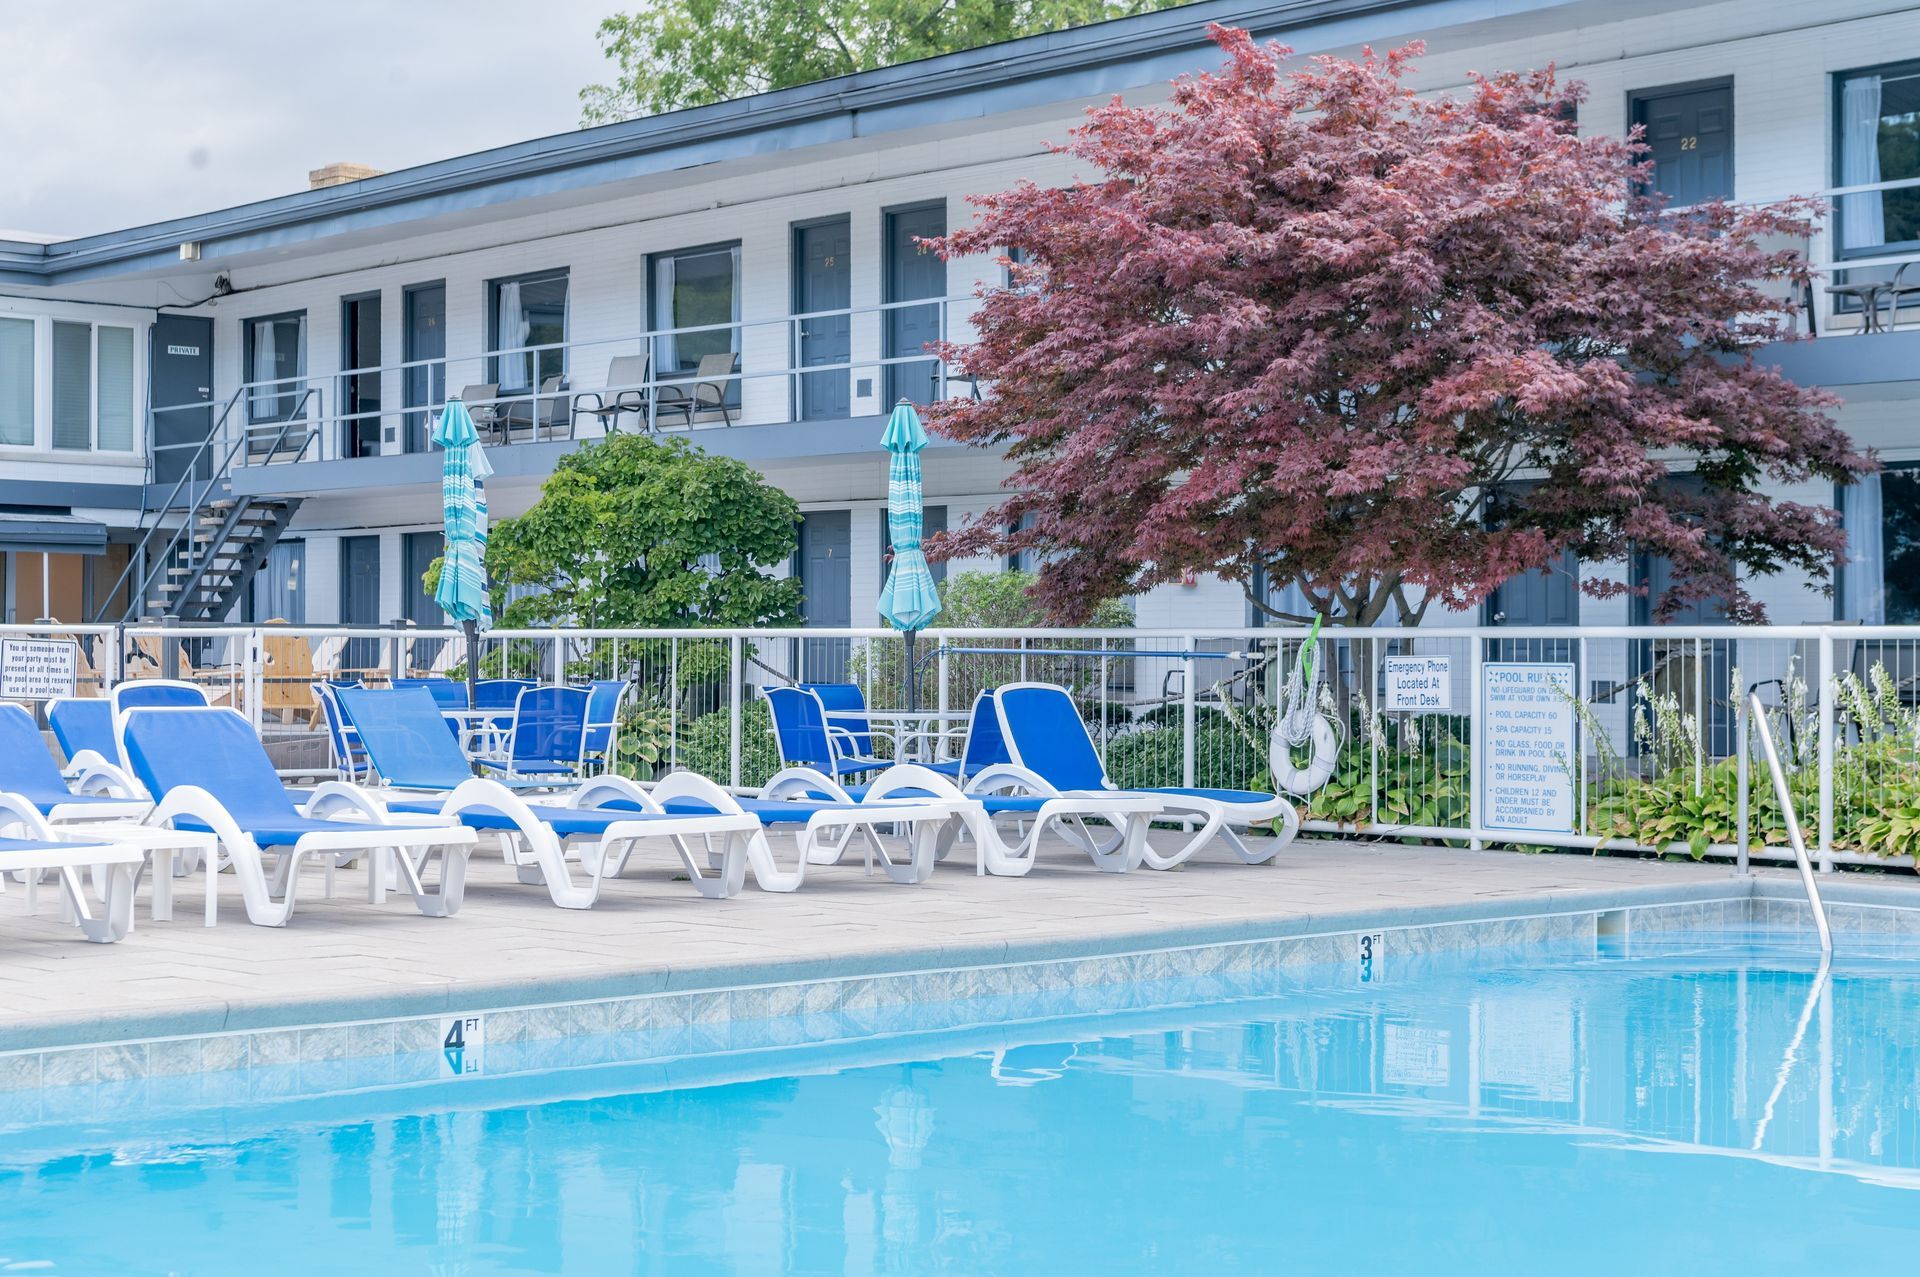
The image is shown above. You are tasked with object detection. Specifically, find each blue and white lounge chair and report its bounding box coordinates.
[312,681,371,782]
[329,687,765,906]
[574,772,970,891]
[0,830,142,943]
[47,697,120,778]
[764,685,889,780]
[772,763,1165,876]
[988,682,1300,868]
[120,706,478,926]
[0,703,148,823]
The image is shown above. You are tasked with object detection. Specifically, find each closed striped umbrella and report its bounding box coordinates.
[877,400,942,710]
[432,399,492,706]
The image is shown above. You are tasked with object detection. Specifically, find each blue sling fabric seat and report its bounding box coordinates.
[763,685,888,779]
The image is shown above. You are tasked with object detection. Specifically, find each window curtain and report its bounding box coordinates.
[497,281,529,391]
[728,245,742,356]
[0,317,33,445]
[51,321,91,450]
[251,319,276,420]
[1841,74,1885,252]
[1840,473,1886,623]
[96,326,134,450]
[652,257,677,373]
[290,315,307,420]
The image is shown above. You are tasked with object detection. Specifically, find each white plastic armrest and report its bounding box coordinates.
[963,763,1061,798]
[572,773,658,813]
[73,760,142,797]
[763,767,848,802]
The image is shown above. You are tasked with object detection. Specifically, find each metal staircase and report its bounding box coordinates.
[98,389,316,623]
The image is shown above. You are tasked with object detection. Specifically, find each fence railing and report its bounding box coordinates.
[7,620,1920,868]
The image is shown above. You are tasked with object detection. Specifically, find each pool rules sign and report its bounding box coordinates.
[1479,662,1576,835]
[0,638,78,701]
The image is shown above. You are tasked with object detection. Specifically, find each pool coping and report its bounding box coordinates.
[2,871,1868,1055]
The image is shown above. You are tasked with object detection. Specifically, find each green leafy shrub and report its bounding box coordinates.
[676,699,779,788]
[613,691,675,780]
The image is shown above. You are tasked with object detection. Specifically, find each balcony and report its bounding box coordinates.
[154,294,988,495]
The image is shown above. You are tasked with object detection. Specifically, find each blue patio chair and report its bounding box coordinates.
[311,681,371,782]
[990,681,1299,869]
[0,703,149,823]
[109,679,209,715]
[393,677,469,711]
[472,678,537,756]
[763,685,887,779]
[581,679,627,775]
[801,683,875,757]
[480,685,591,780]
[120,706,477,926]
[333,687,766,905]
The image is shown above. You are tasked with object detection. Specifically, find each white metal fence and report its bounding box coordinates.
[6,621,1919,870]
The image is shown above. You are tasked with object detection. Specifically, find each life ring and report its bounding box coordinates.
[1270,712,1339,795]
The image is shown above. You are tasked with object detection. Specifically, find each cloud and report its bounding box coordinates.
[0,0,614,237]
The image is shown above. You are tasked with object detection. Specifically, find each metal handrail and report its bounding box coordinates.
[1744,690,1833,954]
[94,389,320,622]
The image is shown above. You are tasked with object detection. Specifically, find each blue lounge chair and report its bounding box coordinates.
[581,679,626,775]
[393,677,469,711]
[332,687,764,905]
[989,682,1300,868]
[576,772,970,891]
[764,685,888,780]
[120,706,478,926]
[47,697,121,778]
[0,704,149,824]
[479,685,589,780]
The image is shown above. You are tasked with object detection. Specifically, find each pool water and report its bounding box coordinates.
[4,935,1920,1273]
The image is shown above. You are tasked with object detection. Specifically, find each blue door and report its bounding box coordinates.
[796,511,851,683]
[150,315,214,486]
[795,218,852,420]
[1631,82,1733,207]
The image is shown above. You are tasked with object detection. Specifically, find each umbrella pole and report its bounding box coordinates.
[904,629,918,715]
[464,619,480,709]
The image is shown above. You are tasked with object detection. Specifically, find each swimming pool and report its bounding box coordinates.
[1,929,1915,1273]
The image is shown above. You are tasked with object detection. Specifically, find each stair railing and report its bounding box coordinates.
[1739,688,1833,954]
[97,389,321,623]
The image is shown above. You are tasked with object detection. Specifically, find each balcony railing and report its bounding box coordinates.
[1819,174,1920,334]
[148,294,988,472]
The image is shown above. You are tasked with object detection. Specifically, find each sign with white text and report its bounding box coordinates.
[1382,656,1453,712]
[1479,662,1576,834]
[0,638,78,700]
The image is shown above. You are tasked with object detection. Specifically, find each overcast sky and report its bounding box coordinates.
[0,0,618,239]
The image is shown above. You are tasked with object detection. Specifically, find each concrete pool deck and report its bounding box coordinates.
[1,836,1877,1054]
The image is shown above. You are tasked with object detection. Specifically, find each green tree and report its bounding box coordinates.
[581,0,1188,122]
[481,433,804,628]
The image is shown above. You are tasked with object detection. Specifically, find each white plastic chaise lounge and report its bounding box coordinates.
[0,828,142,943]
[325,686,766,906]
[119,706,478,926]
[571,773,972,891]
[988,683,1300,869]
[771,692,1167,875]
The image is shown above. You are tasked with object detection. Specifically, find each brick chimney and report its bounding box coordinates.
[308,162,384,191]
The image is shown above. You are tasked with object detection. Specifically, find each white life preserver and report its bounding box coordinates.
[1269,712,1339,796]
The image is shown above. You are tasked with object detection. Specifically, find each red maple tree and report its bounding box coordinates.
[929,25,1871,625]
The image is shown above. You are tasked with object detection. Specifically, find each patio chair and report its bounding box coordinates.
[120,706,477,926]
[0,703,149,824]
[312,681,372,782]
[764,685,888,780]
[988,682,1300,869]
[454,383,503,439]
[331,687,766,905]
[578,772,968,891]
[48,697,119,776]
[801,682,876,759]
[571,354,654,436]
[479,685,590,781]
[495,375,572,441]
[581,679,627,776]
[393,676,469,711]
[655,352,737,428]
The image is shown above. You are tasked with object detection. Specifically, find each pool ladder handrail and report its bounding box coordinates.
[1739,690,1833,955]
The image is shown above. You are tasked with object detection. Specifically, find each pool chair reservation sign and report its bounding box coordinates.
[0,638,77,701]
[1479,662,1577,835]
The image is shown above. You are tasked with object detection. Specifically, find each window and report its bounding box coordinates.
[489,270,567,392]
[245,312,307,423]
[1839,467,1920,624]
[649,244,739,387]
[97,326,134,451]
[1836,62,1920,259]
[0,317,33,446]
[51,322,90,450]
